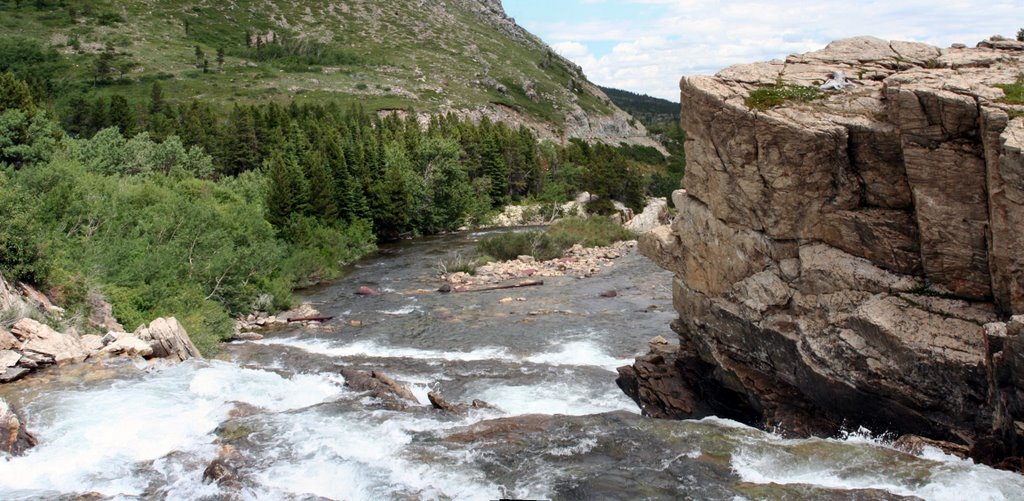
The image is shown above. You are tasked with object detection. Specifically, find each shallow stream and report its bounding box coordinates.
[1,230,1021,500]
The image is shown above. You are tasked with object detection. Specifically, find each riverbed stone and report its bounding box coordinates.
[340,368,420,409]
[101,335,154,358]
[11,318,88,366]
[0,397,36,455]
[0,328,18,351]
[136,317,201,362]
[0,350,21,369]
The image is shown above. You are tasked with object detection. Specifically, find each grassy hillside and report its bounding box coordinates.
[599,86,679,128]
[0,0,615,126]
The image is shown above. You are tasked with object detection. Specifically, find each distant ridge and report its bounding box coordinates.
[599,86,680,128]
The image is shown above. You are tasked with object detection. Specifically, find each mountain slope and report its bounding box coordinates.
[0,0,654,146]
[599,86,680,128]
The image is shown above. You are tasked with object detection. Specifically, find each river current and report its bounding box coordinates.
[1,230,1022,500]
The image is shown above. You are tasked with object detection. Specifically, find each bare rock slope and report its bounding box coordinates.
[619,36,1024,470]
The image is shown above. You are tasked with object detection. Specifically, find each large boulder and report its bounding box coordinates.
[11,318,88,366]
[624,197,670,234]
[627,36,1024,471]
[136,317,202,362]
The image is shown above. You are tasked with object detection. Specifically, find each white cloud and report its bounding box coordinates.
[510,0,1021,100]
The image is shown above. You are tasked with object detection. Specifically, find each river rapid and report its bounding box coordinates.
[1,230,1022,500]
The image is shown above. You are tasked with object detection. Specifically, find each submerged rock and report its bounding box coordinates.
[340,368,419,409]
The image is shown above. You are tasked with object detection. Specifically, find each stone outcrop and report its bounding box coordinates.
[135,317,202,363]
[12,319,89,366]
[0,316,201,384]
[0,397,36,455]
[624,197,670,234]
[621,36,1024,470]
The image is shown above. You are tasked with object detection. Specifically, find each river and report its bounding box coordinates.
[0,230,1021,500]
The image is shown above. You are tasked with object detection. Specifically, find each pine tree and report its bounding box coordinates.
[0,72,36,113]
[221,105,260,176]
[480,132,508,206]
[305,151,338,221]
[86,97,108,135]
[149,82,165,115]
[61,95,90,137]
[265,150,310,231]
[94,50,114,85]
[108,94,133,135]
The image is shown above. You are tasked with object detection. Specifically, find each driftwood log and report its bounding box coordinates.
[451,280,544,293]
[286,316,335,323]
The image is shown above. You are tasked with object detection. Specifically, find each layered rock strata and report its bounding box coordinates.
[618,36,1024,469]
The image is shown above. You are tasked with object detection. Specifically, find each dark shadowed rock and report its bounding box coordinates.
[0,397,37,455]
[428,391,467,414]
[340,368,419,409]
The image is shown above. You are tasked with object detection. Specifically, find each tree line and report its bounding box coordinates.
[59,82,661,239]
[0,73,676,352]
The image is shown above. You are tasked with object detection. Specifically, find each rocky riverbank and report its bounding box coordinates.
[619,36,1024,472]
[0,273,205,456]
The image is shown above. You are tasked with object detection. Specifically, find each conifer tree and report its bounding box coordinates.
[221,105,260,176]
[149,82,166,115]
[107,94,133,135]
[304,150,338,221]
[265,149,310,231]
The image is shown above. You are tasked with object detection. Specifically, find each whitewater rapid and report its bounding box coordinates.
[2,231,1022,500]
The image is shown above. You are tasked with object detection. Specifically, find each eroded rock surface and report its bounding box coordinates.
[0,397,36,455]
[623,36,1024,471]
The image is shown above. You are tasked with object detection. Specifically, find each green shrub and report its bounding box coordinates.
[546,216,635,248]
[585,197,617,216]
[437,252,492,276]
[995,74,1024,104]
[478,230,563,261]
[477,216,633,262]
[745,82,821,111]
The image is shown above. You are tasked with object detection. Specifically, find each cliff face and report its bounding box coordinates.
[619,36,1024,469]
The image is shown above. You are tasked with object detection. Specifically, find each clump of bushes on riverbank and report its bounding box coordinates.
[477,216,635,262]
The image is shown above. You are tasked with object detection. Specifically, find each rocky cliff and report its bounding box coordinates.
[618,36,1024,470]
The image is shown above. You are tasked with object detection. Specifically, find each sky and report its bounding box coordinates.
[502,0,1021,101]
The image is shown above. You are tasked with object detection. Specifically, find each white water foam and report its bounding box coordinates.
[258,336,632,372]
[258,337,515,362]
[0,361,345,499]
[249,408,503,500]
[474,380,639,416]
[524,340,635,371]
[730,433,1024,501]
[378,305,421,315]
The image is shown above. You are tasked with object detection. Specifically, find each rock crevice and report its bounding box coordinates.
[621,36,1024,471]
